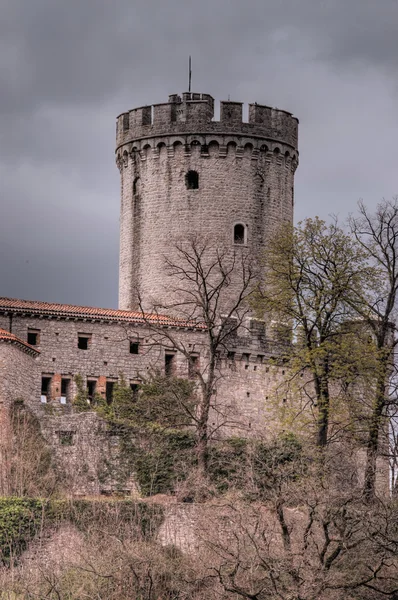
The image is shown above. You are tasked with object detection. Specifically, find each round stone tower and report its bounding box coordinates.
[116,92,298,312]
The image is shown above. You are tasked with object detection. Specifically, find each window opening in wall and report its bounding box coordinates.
[27,329,40,346]
[234,223,245,245]
[41,376,51,403]
[129,341,139,354]
[185,170,199,190]
[58,431,75,446]
[188,354,199,379]
[133,176,140,196]
[78,334,91,350]
[87,380,96,402]
[165,353,176,377]
[227,351,236,361]
[130,383,140,400]
[106,381,115,405]
[60,378,70,404]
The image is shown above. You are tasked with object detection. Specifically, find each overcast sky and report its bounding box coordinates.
[1,0,397,308]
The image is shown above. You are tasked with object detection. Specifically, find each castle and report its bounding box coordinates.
[0,92,299,495]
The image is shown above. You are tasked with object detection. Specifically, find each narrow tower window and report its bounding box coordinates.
[185,170,199,190]
[234,223,246,245]
[133,176,140,196]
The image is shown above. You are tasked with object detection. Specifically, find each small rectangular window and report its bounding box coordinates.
[185,170,199,190]
[130,383,140,400]
[188,355,199,379]
[87,379,97,401]
[242,353,250,363]
[27,329,40,346]
[78,334,91,350]
[129,341,139,354]
[57,431,75,446]
[60,378,70,404]
[257,354,264,364]
[165,353,176,377]
[227,351,235,361]
[106,381,115,405]
[41,376,51,403]
[234,224,245,245]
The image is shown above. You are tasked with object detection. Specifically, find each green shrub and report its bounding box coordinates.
[0,498,48,564]
[73,374,105,413]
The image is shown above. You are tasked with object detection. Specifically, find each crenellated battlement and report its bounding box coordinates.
[116,92,298,153]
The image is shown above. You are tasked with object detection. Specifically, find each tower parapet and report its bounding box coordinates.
[116,93,298,153]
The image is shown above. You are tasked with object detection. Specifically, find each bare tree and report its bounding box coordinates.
[0,400,58,497]
[349,199,398,500]
[139,237,256,474]
[195,442,398,600]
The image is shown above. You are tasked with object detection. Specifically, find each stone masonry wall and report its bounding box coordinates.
[0,313,293,438]
[40,412,140,497]
[0,343,38,408]
[116,93,298,313]
[0,314,389,496]
[0,314,205,411]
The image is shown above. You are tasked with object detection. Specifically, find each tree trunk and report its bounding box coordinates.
[363,359,388,501]
[196,357,215,474]
[313,361,330,447]
[196,413,209,474]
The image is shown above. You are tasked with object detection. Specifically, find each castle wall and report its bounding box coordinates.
[0,312,292,439]
[39,412,139,497]
[0,313,389,497]
[0,343,38,408]
[1,315,204,410]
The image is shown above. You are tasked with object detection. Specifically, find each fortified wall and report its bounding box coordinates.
[0,297,291,495]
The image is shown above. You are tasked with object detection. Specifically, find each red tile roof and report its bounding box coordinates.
[0,297,206,330]
[0,328,40,354]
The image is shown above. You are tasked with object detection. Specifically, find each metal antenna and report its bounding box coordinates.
[188,56,192,92]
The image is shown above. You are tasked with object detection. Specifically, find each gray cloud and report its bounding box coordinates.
[1,0,397,307]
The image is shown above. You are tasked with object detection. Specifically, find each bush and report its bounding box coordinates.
[0,498,48,564]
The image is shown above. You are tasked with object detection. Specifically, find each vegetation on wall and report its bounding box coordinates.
[0,400,58,498]
[94,375,197,496]
[73,374,105,412]
[0,496,165,568]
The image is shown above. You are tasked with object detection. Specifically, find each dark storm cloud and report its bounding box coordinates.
[1,0,397,307]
